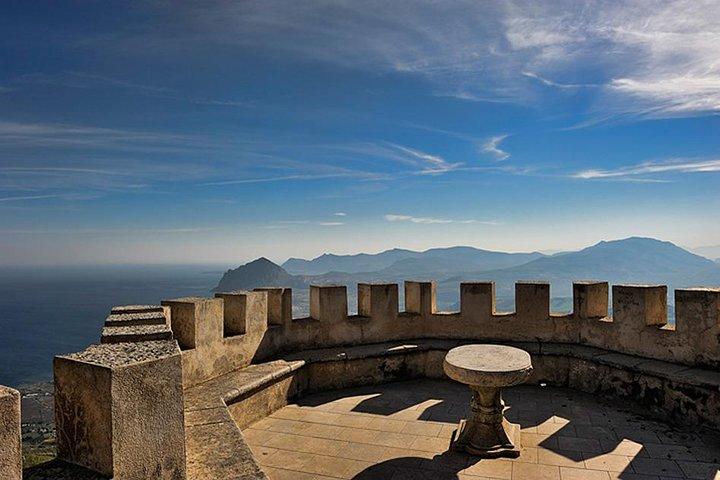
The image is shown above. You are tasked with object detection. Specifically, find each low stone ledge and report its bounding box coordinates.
[105,311,166,327]
[100,324,173,344]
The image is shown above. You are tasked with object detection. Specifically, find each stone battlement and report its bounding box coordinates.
[3,279,719,479]
[151,281,719,387]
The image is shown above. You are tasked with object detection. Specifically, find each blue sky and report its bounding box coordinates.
[1,1,719,265]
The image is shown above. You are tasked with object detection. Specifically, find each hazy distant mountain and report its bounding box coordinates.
[213,257,305,292]
[283,246,543,275]
[215,238,720,313]
[690,244,720,261]
[446,237,720,299]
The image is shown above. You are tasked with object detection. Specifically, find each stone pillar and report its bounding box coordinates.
[515,282,550,321]
[254,287,292,328]
[310,285,347,323]
[358,283,398,319]
[612,285,667,327]
[573,281,609,318]
[404,281,436,315]
[460,282,496,319]
[161,297,223,349]
[0,385,21,480]
[54,340,186,479]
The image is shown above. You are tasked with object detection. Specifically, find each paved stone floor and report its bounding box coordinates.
[244,379,720,480]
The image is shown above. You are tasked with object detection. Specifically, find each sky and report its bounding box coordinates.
[1,1,720,266]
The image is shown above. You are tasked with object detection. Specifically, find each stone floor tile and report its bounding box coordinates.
[582,453,633,472]
[537,449,585,467]
[557,436,603,453]
[299,453,371,478]
[643,443,697,461]
[248,445,277,465]
[628,457,683,477]
[331,413,374,429]
[261,466,318,480]
[337,442,389,463]
[560,466,610,480]
[521,432,559,449]
[461,458,513,479]
[509,447,539,464]
[439,423,459,438]
[369,431,418,448]
[401,420,444,437]
[242,428,276,446]
[365,416,408,433]
[409,434,452,453]
[675,460,720,479]
[512,462,561,480]
[599,439,647,457]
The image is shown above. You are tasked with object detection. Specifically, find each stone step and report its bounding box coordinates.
[101,325,173,344]
[105,311,167,327]
[110,304,164,315]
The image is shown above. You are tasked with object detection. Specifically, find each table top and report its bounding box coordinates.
[443,344,532,387]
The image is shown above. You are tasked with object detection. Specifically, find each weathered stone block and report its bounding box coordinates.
[675,288,720,360]
[215,291,268,336]
[515,282,550,320]
[460,282,495,319]
[253,287,292,328]
[0,385,21,480]
[404,281,436,315]
[358,283,399,319]
[310,285,347,323]
[54,341,186,479]
[572,281,608,318]
[612,285,667,326]
[162,297,223,349]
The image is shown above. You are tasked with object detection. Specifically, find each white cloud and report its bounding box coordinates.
[384,214,498,225]
[318,222,344,226]
[389,144,462,175]
[574,158,720,180]
[333,212,347,216]
[140,0,720,120]
[481,135,510,161]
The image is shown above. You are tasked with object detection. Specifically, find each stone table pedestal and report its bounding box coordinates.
[443,344,532,458]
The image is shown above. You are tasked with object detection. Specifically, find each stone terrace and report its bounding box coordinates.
[246,380,720,480]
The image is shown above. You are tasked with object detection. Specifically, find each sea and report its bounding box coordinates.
[0,264,226,388]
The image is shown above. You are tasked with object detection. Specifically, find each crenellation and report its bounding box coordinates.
[515,281,550,321]
[612,285,668,327]
[45,276,720,479]
[572,281,609,318]
[357,282,399,319]
[460,282,495,319]
[404,280,436,315]
[309,285,348,323]
[215,291,268,337]
[253,287,292,328]
[161,297,224,349]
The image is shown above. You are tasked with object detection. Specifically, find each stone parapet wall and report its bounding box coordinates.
[158,281,720,387]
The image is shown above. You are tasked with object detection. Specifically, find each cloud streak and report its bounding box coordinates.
[384,214,498,225]
[481,135,510,161]
[133,1,720,120]
[574,158,720,180]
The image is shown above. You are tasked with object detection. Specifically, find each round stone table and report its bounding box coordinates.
[443,344,533,458]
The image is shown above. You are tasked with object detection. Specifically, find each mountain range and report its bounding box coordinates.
[215,237,720,314]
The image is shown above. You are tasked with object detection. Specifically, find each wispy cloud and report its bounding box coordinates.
[384,214,498,225]
[481,135,510,161]
[0,194,65,202]
[389,144,462,175]
[333,212,347,216]
[13,71,252,108]
[131,1,720,120]
[574,158,720,180]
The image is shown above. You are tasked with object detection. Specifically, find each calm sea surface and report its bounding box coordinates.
[0,264,225,387]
